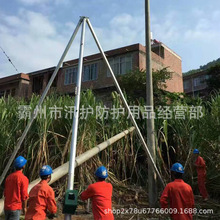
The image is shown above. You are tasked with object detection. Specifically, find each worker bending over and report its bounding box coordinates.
[160,163,194,220]
[81,166,114,220]
[4,156,29,220]
[25,165,57,220]
[193,149,208,201]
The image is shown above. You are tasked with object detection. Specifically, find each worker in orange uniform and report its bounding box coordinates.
[81,166,114,220]
[193,149,208,201]
[4,156,29,220]
[25,165,57,220]
[160,163,194,220]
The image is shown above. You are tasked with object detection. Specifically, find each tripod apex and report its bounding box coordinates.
[80,16,89,19]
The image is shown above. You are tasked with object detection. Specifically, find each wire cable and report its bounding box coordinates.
[0,46,19,73]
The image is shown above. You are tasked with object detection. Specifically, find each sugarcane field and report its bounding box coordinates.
[0,1,220,220]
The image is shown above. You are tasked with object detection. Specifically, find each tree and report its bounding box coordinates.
[206,64,220,92]
[117,67,173,105]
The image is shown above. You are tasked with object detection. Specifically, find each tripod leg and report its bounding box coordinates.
[86,18,165,187]
[0,17,83,186]
[65,17,87,220]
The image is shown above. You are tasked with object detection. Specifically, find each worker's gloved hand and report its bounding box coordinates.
[47,213,57,219]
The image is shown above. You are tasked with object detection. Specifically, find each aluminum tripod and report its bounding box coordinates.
[0,16,165,220]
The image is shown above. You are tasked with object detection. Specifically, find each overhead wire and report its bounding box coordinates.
[0,46,19,73]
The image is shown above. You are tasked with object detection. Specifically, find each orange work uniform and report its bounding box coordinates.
[160,179,194,220]
[25,180,57,220]
[195,156,208,199]
[4,170,29,211]
[81,181,114,220]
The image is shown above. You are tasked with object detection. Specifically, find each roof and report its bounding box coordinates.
[183,69,207,79]
[151,42,182,60]
[63,42,181,67]
[63,43,141,67]
[0,42,181,80]
[28,66,56,76]
[0,73,29,85]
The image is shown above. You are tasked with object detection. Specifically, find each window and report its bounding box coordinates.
[183,80,190,90]
[83,63,98,81]
[64,63,98,85]
[64,66,77,85]
[107,55,132,76]
[32,75,44,94]
[193,77,200,87]
[48,73,57,87]
[193,76,206,87]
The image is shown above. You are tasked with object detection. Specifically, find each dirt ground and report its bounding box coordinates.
[54,186,220,220]
[0,186,219,220]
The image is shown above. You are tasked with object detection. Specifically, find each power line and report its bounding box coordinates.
[0,46,19,73]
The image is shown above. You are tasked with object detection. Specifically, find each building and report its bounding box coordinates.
[0,73,30,98]
[28,67,56,96]
[59,42,183,96]
[0,41,183,101]
[183,70,209,97]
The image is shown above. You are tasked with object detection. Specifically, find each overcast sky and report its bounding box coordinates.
[0,0,220,77]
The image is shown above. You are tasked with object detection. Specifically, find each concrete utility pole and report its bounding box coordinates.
[145,0,157,207]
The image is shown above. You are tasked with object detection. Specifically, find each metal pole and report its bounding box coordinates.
[145,0,157,207]
[86,18,165,187]
[0,17,83,186]
[65,17,86,220]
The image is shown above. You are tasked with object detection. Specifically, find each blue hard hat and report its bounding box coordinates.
[193,149,199,154]
[171,163,184,174]
[95,166,108,179]
[14,156,27,169]
[40,165,53,176]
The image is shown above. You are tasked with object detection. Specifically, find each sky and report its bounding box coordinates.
[0,0,220,77]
